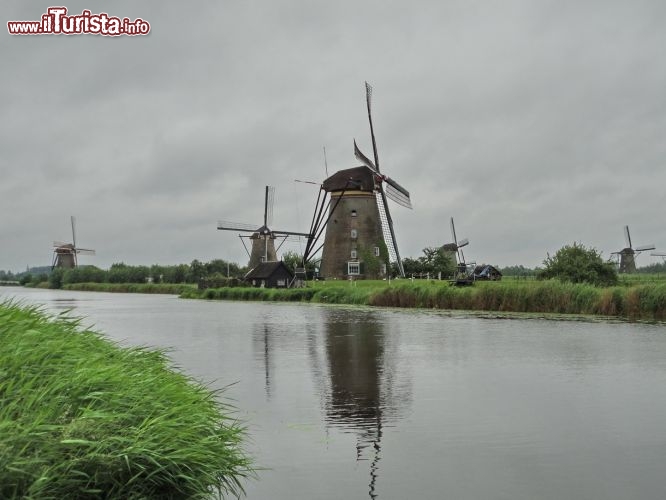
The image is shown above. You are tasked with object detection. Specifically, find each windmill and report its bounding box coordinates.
[650,252,666,263]
[51,216,96,269]
[610,225,655,273]
[303,82,412,279]
[442,217,470,277]
[217,186,310,270]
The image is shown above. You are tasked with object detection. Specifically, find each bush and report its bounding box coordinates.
[537,242,618,286]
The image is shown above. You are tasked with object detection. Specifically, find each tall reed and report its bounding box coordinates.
[0,301,253,499]
[182,280,666,321]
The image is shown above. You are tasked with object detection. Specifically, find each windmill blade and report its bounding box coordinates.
[624,225,632,249]
[53,240,69,248]
[272,229,312,237]
[635,244,656,252]
[376,190,405,277]
[365,81,381,172]
[217,220,260,233]
[295,179,322,186]
[459,247,466,265]
[457,238,469,248]
[385,183,412,209]
[264,186,275,227]
[450,218,458,246]
[384,178,412,209]
[71,216,77,249]
[353,140,377,171]
[76,249,96,255]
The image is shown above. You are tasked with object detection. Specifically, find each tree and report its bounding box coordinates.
[108,263,131,283]
[537,242,618,286]
[500,265,536,277]
[48,268,65,289]
[281,251,317,275]
[420,247,455,277]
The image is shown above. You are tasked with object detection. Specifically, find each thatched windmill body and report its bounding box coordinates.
[303,83,412,279]
[611,225,655,273]
[51,216,96,269]
[218,186,310,270]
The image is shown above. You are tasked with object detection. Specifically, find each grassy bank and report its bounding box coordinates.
[0,301,252,498]
[183,279,666,321]
[63,282,196,294]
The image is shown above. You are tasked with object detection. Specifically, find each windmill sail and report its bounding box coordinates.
[354,140,376,171]
[384,180,412,209]
[217,221,263,232]
[363,82,407,278]
[265,185,275,227]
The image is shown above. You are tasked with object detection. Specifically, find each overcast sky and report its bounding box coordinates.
[2,0,665,273]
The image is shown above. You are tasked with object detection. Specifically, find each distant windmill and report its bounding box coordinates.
[442,217,470,276]
[651,252,666,262]
[303,82,412,279]
[610,225,655,273]
[51,216,96,269]
[217,186,310,270]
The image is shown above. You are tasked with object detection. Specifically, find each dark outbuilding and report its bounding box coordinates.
[473,264,503,281]
[244,261,294,288]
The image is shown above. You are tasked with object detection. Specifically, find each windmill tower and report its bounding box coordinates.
[218,186,310,270]
[51,216,96,269]
[442,217,470,277]
[610,225,655,273]
[312,83,412,280]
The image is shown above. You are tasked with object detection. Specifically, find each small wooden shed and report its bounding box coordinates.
[244,261,294,288]
[472,264,502,281]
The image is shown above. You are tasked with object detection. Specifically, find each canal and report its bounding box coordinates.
[3,287,666,499]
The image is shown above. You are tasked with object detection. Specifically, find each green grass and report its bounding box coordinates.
[0,301,253,499]
[184,279,666,321]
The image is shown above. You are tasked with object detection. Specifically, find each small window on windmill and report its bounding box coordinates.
[351,229,358,239]
[351,210,357,218]
[348,262,360,275]
[373,246,380,257]
[351,249,357,259]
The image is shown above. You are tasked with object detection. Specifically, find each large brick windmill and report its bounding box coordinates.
[302,83,412,279]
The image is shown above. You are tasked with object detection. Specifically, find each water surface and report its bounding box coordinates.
[3,287,666,500]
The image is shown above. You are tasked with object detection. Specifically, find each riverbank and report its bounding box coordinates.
[15,278,666,322]
[180,279,666,322]
[62,282,196,294]
[0,301,252,498]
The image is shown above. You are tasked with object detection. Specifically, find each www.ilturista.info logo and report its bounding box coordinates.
[7,7,150,36]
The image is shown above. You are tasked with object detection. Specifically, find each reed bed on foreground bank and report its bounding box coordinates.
[182,280,666,321]
[0,301,253,499]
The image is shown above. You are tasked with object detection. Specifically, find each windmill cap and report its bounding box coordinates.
[322,166,376,192]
